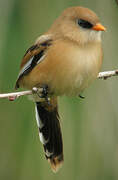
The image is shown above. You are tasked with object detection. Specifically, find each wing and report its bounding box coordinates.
[15,35,52,89]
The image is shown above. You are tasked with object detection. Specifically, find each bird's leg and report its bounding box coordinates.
[40,85,50,104]
[32,85,51,105]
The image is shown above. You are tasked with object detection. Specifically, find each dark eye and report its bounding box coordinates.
[78,19,93,29]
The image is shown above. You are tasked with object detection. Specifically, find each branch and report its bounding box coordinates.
[0,90,32,100]
[0,69,118,100]
[98,69,118,79]
[0,87,42,101]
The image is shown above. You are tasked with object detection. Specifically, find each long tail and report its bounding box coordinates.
[35,97,63,172]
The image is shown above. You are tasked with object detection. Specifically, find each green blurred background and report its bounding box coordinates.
[0,0,118,179]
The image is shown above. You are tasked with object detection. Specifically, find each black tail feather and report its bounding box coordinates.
[35,98,63,172]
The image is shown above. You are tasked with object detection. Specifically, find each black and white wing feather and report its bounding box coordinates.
[15,35,52,89]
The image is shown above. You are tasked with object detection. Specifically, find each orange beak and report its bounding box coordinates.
[92,23,106,31]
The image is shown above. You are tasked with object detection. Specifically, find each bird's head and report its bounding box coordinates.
[51,6,106,45]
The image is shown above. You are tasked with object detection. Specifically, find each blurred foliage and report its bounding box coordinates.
[0,0,118,180]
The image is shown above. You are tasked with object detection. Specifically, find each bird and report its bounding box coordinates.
[15,6,106,172]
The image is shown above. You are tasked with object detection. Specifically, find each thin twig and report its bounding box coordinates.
[0,90,32,101]
[0,87,42,101]
[0,69,118,100]
[98,69,118,79]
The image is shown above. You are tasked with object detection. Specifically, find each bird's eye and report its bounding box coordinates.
[78,19,93,29]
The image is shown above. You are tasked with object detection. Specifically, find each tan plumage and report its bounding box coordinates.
[15,6,106,172]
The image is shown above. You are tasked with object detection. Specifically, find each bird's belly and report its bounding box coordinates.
[51,66,98,97]
[49,48,102,96]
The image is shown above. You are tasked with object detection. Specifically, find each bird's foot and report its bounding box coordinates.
[32,85,50,105]
[79,94,85,99]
